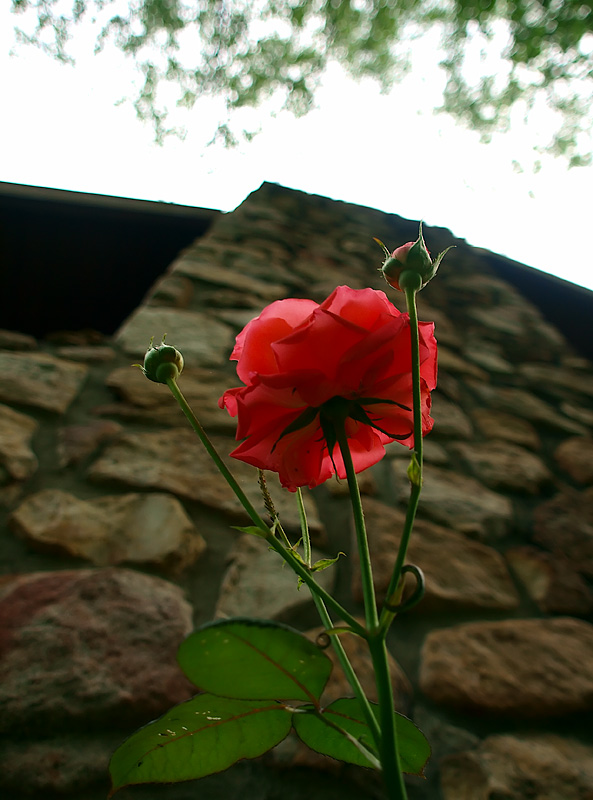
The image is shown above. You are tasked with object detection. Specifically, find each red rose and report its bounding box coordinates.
[219,285,437,491]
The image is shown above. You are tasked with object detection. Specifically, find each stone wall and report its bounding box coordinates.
[1,182,593,800]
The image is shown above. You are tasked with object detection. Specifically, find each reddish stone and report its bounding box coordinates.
[420,618,593,718]
[0,568,195,733]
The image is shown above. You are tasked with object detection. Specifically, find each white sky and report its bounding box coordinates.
[1,5,592,291]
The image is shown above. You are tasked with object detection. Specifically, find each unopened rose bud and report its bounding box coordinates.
[140,337,184,384]
[378,223,453,292]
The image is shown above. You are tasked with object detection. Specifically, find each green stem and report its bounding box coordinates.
[404,284,424,489]
[266,536,365,635]
[335,425,379,632]
[379,482,422,631]
[296,483,379,747]
[274,519,294,552]
[368,633,408,800]
[296,488,311,568]
[167,375,364,636]
[168,376,267,530]
[334,423,407,795]
[379,286,424,632]
[310,594,382,751]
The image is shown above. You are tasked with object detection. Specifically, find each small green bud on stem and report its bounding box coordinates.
[139,336,184,384]
[377,223,453,293]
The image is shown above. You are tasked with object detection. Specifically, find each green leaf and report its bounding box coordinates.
[311,552,345,573]
[177,618,332,702]
[296,552,345,589]
[293,698,431,775]
[108,693,292,796]
[231,524,268,538]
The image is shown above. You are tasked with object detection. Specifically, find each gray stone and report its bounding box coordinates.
[420,617,593,718]
[0,483,25,509]
[506,546,593,615]
[88,428,324,540]
[0,403,38,482]
[0,352,88,413]
[352,498,519,612]
[463,340,514,375]
[394,462,513,540]
[520,361,593,399]
[435,371,463,403]
[412,706,479,764]
[114,307,234,367]
[554,435,593,484]
[453,440,552,493]
[461,289,566,359]
[0,735,122,795]
[533,488,593,578]
[58,419,122,467]
[215,534,335,621]
[384,437,450,466]
[179,240,292,278]
[526,314,568,357]
[561,400,593,428]
[193,237,290,267]
[86,426,231,501]
[10,489,206,572]
[440,734,593,800]
[291,256,367,291]
[0,329,37,350]
[444,272,524,307]
[46,329,106,346]
[469,382,586,434]
[214,307,269,331]
[0,568,195,733]
[430,395,474,439]
[103,364,236,432]
[183,241,249,260]
[171,257,287,300]
[467,305,525,338]
[146,273,194,308]
[471,408,540,450]
[421,439,450,465]
[325,466,377,496]
[437,346,488,381]
[55,345,116,363]
[563,355,592,370]
[420,308,462,350]
[197,286,267,309]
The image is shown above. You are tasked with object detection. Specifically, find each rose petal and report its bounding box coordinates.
[233,298,318,382]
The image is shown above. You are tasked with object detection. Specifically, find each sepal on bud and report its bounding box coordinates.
[376,223,453,292]
[138,336,184,384]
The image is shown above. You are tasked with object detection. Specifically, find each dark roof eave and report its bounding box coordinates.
[0,181,221,224]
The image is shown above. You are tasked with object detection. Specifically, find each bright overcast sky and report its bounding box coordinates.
[1,5,592,292]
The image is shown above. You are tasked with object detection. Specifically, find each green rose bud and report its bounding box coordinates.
[140,337,184,384]
[377,223,453,292]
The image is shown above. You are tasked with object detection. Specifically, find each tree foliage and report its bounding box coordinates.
[9,0,593,164]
